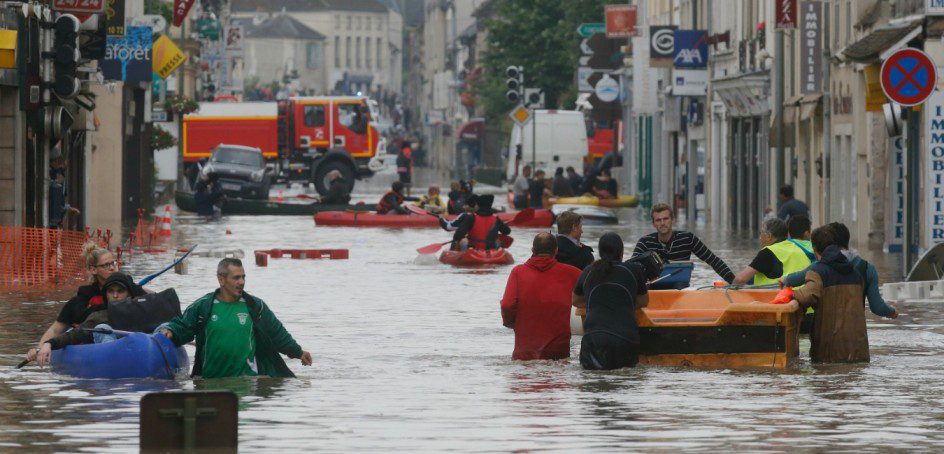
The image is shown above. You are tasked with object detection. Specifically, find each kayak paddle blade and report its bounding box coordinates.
[417,241,449,255]
[509,208,535,225]
[499,235,514,249]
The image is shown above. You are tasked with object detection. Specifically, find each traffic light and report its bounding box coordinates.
[505,65,523,102]
[52,14,80,99]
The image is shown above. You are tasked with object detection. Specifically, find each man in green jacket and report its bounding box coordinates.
[160,258,312,378]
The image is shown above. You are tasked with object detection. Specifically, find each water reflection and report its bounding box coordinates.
[2,209,944,450]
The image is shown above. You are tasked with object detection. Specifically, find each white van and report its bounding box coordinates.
[506,110,588,180]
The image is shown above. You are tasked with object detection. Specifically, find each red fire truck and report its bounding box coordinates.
[182,96,382,194]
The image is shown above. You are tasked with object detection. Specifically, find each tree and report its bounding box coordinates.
[478,0,622,122]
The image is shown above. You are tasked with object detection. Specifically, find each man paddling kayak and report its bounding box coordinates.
[448,195,510,251]
[377,181,410,215]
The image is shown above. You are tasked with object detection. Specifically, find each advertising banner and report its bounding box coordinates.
[926,91,944,245]
[101,26,152,82]
[153,34,186,79]
[799,1,822,94]
[673,30,708,69]
[887,136,904,252]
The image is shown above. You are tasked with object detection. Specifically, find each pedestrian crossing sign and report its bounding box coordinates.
[509,104,532,127]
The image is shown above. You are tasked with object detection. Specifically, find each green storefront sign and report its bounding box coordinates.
[197,18,220,40]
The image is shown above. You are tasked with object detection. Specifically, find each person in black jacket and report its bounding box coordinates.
[320,170,351,205]
[555,211,594,269]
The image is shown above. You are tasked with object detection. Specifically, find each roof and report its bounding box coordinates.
[231,0,388,13]
[840,19,922,63]
[245,14,326,40]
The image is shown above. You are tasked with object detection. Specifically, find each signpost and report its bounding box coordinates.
[508,104,531,127]
[881,47,938,276]
[880,48,937,106]
[577,23,605,38]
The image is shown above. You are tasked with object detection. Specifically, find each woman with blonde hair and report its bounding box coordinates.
[24,241,146,363]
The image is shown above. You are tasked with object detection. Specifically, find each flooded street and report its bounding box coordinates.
[1,203,943,451]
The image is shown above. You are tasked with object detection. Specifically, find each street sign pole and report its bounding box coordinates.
[904,106,915,277]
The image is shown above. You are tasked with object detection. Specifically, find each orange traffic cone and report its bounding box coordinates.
[159,205,172,236]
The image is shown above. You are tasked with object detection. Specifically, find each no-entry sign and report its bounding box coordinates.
[881,48,937,106]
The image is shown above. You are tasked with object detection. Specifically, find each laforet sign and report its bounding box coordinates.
[101,26,152,82]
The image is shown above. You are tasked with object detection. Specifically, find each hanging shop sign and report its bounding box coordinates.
[926,91,944,245]
[799,1,822,94]
[173,0,195,27]
[776,0,797,29]
[101,26,152,82]
[197,17,220,40]
[887,136,904,252]
[673,69,708,96]
[649,25,676,67]
[153,34,186,79]
[53,0,105,14]
[673,29,708,69]
[928,0,944,16]
[604,5,637,38]
[105,0,124,35]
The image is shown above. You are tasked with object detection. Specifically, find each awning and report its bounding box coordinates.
[799,94,822,121]
[712,71,770,117]
[784,95,803,122]
[839,19,923,63]
[456,119,484,141]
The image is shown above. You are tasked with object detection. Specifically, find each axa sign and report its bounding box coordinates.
[673,29,708,69]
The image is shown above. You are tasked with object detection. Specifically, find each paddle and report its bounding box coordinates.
[406,204,428,216]
[415,209,533,254]
[138,244,198,286]
[15,359,29,369]
[648,268,684,286]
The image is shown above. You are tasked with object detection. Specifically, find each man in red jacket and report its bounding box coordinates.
[500,232,582,360]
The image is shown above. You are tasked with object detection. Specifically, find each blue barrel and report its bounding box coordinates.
[651,262,694,290]
[50,333,183,379]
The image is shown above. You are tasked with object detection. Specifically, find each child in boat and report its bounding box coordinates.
[35,272,135,366]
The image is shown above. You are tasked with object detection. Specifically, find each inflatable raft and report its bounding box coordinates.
[439,248,514,267]
[313,210,554,228]
[572,289,801,368]
[51,332,185,379]
[549,195,639,208]
[550,204,618,225]
[175,191,371,216]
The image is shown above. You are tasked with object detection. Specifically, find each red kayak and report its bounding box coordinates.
[439,248,514,267]
[313,210,554,228]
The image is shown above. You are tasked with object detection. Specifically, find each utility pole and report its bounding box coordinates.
[773,23,786,214]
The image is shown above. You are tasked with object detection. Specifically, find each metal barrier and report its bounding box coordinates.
[254,248,349,267]
[881,280,944,303]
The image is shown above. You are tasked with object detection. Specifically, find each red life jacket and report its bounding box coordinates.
[87,295,105,308]
[468,214,498,250]
[376,190,404,213]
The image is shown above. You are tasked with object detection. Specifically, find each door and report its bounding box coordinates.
[334,101,369,154]
[295,102,329,150]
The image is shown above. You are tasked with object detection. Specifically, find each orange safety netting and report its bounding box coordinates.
[131,208,170,250]
[0,226,91,289]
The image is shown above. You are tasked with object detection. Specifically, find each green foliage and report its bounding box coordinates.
[164,95,199,115]
[478,0,622,122]
[150,126,178,150]
[144,0,173,26]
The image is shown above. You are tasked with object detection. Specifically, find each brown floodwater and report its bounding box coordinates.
[0,199,941,451]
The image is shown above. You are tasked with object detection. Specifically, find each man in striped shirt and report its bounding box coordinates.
[631,203,735,283]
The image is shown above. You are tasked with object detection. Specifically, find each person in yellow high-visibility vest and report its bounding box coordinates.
[734,218,813,286]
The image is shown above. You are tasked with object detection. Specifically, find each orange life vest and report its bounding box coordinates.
[376,190,404,213]
[468,214,498,250]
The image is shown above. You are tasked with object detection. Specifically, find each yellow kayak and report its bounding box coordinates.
[550,195,639,208]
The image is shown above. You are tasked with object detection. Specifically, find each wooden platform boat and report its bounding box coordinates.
[175,191,372,216]
[572,289,801,368]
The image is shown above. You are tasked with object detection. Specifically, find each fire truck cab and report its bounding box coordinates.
[183,96,381,195]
